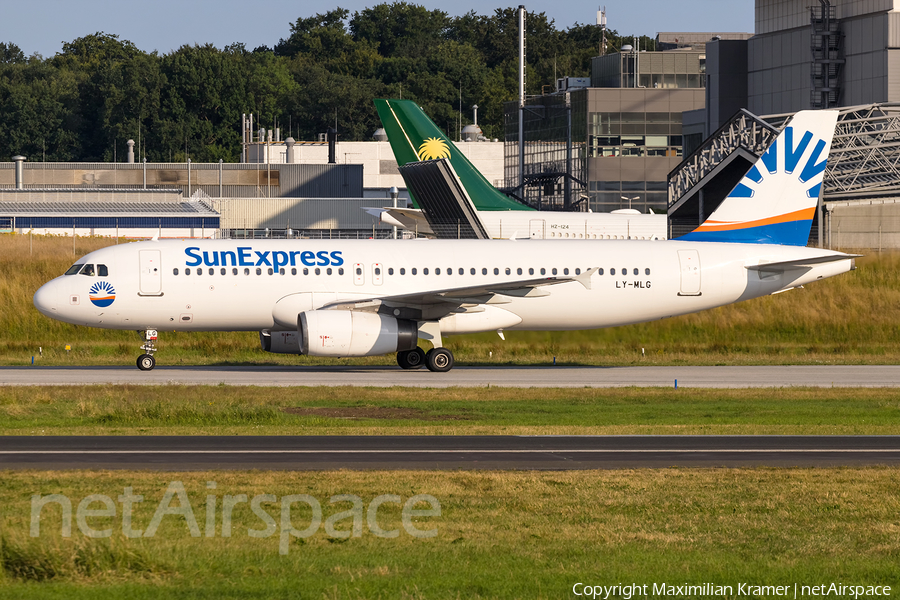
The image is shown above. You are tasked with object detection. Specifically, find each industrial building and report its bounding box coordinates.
[504,39,720,214]
[671,0,900,248]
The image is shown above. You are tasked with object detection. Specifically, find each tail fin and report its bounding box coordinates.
[374,98,529,211]
[678,109,839,245]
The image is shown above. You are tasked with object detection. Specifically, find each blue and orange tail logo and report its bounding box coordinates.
[678,110,839,246]
[89,281,116,307]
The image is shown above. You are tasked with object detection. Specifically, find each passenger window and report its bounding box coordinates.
[517,268,523,275]
[621,268,626,275]
[400,268,406,275]
[315,268,321,275]
[65,264,84,276]
[244,268,250,275]
[220,268,226,275]
[185,268,191,275]
[575,268,581,275]
[482,268,487,275]
[435,268,441,275]
[339,268,344,275]
[209,268,214,275]
[645,268,651,275]
[375,267,381,276]
[280,268,286,275]
[234,268,239,275]
[633,268,639,276]
[552,268,558,275]
[255,268,261,275]
[611,268,616,275]
[528,268,534,275]
[599,268,604,275]
[98,264,108,277]
[459,268,464,275]
[469,268,475,275]
[173,268,179,275]
[505,268,511,275]
[494,268,499,275]
[326,268,332,275]
[197,268,203,276]
[80,264,95,276]
[540,268,546,275]
[412,268,417,275]
[267,268,273,275]
[356,267,362,275]
[424,268,429,275]
[303,268,308,275]
[564,268,570,275]
[388,268,394,275]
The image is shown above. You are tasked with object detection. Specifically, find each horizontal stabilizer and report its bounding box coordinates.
[746,253,860,273]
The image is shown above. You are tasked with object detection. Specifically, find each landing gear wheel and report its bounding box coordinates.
[425,348,454,373]
[397,347,427,369]
[136,353,156,371]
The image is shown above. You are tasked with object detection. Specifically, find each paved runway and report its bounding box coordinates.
[2,436,900,470]
[2,364,900,387]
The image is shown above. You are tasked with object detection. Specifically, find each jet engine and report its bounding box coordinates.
[259,330,301,354]
[299,310,418,357]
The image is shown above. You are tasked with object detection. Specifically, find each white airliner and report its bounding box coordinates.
[34,110,856,372]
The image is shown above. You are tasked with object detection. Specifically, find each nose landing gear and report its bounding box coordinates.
[136,329,158,371]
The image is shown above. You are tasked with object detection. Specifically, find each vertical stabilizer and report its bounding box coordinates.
[374,99,531,211]
[678,109,839,245]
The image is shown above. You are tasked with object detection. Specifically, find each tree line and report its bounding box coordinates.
[0,2,651,163]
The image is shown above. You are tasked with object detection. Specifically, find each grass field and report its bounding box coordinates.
[2,385,900,436]
[1,468,898,598]
[3,233,900,367]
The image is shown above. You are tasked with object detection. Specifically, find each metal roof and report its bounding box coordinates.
[0,201,219,217]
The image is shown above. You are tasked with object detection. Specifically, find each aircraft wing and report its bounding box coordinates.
[321,268,598,321]
[362,207,434,236]
[746,253,861,273]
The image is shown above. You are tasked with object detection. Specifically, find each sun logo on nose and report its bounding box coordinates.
[89,281,116,307]
[417,137,451,161]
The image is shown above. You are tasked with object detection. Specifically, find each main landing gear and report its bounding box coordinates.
[396,347,454,372]
[136,329,158,371]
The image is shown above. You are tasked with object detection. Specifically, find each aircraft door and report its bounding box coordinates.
[677,250,701,296]
[529,219,545,239]
[139,249,163,295]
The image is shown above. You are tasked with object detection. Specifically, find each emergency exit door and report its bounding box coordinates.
[677,249,701,296]
[139,249,162,295]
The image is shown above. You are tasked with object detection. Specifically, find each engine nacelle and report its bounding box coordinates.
[259,330,301,354]
[299,311,418,357]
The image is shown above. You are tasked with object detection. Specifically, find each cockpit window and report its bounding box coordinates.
[64,264,83,276]
[79,264,95,276]
[98,264,108,277]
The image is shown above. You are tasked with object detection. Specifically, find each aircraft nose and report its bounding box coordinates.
[33,282,59,317]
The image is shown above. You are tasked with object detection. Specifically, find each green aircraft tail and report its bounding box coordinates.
[374,99,532,212]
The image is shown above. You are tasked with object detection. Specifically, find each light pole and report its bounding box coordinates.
[389,186,399,239]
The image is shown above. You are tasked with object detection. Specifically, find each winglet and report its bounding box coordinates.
[574,267,598,290]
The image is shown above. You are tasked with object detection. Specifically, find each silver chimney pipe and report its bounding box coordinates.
[12,155,25,189]
[127,139,135,163]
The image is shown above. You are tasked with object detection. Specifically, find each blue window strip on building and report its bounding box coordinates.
[2,217,220,229]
